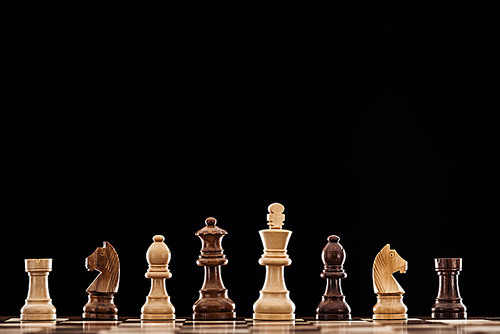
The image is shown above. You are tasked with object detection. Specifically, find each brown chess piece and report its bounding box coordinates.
[316,235,351,320]
[83,241,120,320]
[193,217,236,320]
[431,258,467,319]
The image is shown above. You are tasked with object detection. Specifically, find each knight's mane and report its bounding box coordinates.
[95,242,120,293]
[373,248,389,293]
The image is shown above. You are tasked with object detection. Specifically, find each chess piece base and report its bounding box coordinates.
[83,312,118,320]
[373,293,407,320]
[141,314,175,320]
[21,300,57,321]
[20,313,57,321]
[193,312,236,320]
[431,312,467,319]
[316,313,351,320]
[431,299,466,319]
[141,293,175,321]
[83,294,118,320]
[253,290,295,321]
[316,292,351,320]
[192,288,236,320]
[253,313,295,321]
[373,313,407,320]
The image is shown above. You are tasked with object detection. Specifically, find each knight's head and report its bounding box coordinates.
[373,244,408,294]
[86,241,114,272]
[379,244,407,274]
[85,241,120,294]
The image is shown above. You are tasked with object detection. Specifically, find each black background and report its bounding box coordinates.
[3,2,499,318]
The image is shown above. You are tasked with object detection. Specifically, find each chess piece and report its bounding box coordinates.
[83,241,120,320]
[431,258,467,319]
[316,235,351,320]
[141,235,175,320]
[253,203,295,320]
[193,217,236,320]
[21,259,57,321]
[372,244,408,320]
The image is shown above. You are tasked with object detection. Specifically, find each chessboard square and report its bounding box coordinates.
[314,320,375,327]
[251,321,297,327]
[180,329,249,334]
[118,322,179,329]
[320,328,394,334]
[427,319,492,326]
[4,318,69,323]
[461,325,500,332]
[101,329,177,334]
[185,320,246,325]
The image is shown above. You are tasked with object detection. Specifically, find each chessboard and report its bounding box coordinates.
[10,204,497,330]
[2,317,500,334]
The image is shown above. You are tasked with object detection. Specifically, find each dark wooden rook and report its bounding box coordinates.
[83,241,120,320]
[193,217,236,320]
[431,258,467,319]
[316,235,351,320]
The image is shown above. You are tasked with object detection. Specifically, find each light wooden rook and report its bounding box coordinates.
[253,203,295,320]
[21,258,57,321]
[372,244,408,320]
[141,235,175,320]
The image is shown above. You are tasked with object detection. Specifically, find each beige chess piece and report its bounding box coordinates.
[253,203,295,320]
[141,235,175,320]
[21,259,57,321]
[372,244,408,320]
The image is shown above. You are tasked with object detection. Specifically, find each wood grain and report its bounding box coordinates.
[83,241,120,320]
[316,235,351,320]
[21,259,57,321]
[253,203,295,320]
[193,217,236,320]
[431,258,467,319]
[372,244,408,320]
[141,235,175,320]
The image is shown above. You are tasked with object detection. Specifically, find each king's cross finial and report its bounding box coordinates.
[267,202,285,229]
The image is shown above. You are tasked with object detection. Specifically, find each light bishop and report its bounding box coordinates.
[141,235,175,320]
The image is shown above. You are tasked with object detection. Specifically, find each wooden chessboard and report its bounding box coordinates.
[2,317,500,333]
